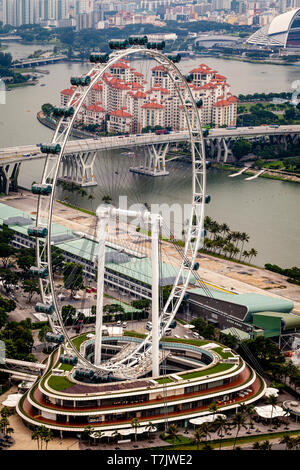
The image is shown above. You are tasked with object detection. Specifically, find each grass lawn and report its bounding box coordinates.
[124,330,146,339]
[155,377,174,384]
[161,337,209,347]
[179,363,233,380]
[47,375,74,391]
[57,199,96,216]
[156,429,300,450]
[212,347,234,359]
[59,363,74,371]
[71,333,89,350]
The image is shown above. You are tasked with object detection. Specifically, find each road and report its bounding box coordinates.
[1,124,300,165]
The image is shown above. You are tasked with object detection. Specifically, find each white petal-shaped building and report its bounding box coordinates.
[247,8,300,48]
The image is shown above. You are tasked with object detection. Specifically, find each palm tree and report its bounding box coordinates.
[131,417,140,442]
[166,424,180,445]
[204,216,214,232]
[252,441,261,450]
[213,415,228,450]
[280,434,294,450]
[0,416,9,435]
[208,402,218,418]
[239,232,250,260]
[220,223,230,237]
[230,412,248,449]
[42,427,54,450]
[201,442,214,451]
[198,422,212,442]
[193,427,205,450]
[146,421,156,438]
[266,395,278,429]
[210,222,221,240]
[89,430,103,445]
[31,428,42,450]
[112,429,122,444]
[248,248,258,263]
[260,440,272,450]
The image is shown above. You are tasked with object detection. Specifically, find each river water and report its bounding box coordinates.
[0,41,299,268]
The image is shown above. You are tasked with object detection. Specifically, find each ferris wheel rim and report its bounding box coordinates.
[36,45,206,374]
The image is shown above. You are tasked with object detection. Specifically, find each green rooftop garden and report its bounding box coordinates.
[47,375,74,391]
[155,377,174,384]
[211,347,234,359]
[179,363,234,380]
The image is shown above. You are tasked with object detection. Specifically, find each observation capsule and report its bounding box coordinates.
[202,129,209,137]
[196,99,203,108]
[146,41,165,50]
[185,74,193,83]
[35,303,54,314]
[90,53,110,63]
[108,39,128,50]
[52,106,74,118]
[27,226,48,238]
[31,183,52,196]
[170,320,177,328]
[193,262,200,271]
[70,75,91,87]
[45,332,64,344]
[59,355,78,365]
[40,144,61,155]
[74,368,94,379]
[29,266,49,279]
[128,35,148,46]
[167,54,181,63]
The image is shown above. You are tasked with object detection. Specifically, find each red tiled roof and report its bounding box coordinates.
[109,77,130,90]
[86,104,106,113]
[61,88,74,96]
[213,99,232,107]
[92,83,102,91]
[142,102,164,109]
[110,109,132,118]
[111,61,130,69]
[151,65,166,72]
[133,91,147,99]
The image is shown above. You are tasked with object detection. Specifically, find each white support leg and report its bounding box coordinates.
[151,213,161,378]
[94,209,109,366]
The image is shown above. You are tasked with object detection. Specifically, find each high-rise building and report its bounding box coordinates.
[2,0,70,25]
[3,0,39,26]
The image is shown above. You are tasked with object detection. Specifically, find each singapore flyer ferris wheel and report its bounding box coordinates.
[31,37,208,381]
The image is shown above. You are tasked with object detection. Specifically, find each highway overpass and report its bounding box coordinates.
[0,124,299,192]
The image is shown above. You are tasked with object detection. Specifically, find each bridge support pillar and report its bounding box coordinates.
[216,139,222,162]
[58,151,97,187]
[129,143,169,177]
[0,163,20,195]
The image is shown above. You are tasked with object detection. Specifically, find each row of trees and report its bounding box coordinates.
[31,425,54,450]
[163,394,289,450]
[202,216,258,263]
[265,264,300,286]
[238,92,292,102]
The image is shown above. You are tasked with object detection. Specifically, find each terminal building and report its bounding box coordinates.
[0,201,299,350]
[185,287,299,350]
[0,202,195,304]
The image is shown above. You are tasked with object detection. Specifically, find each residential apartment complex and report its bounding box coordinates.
[60,60,238,132]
